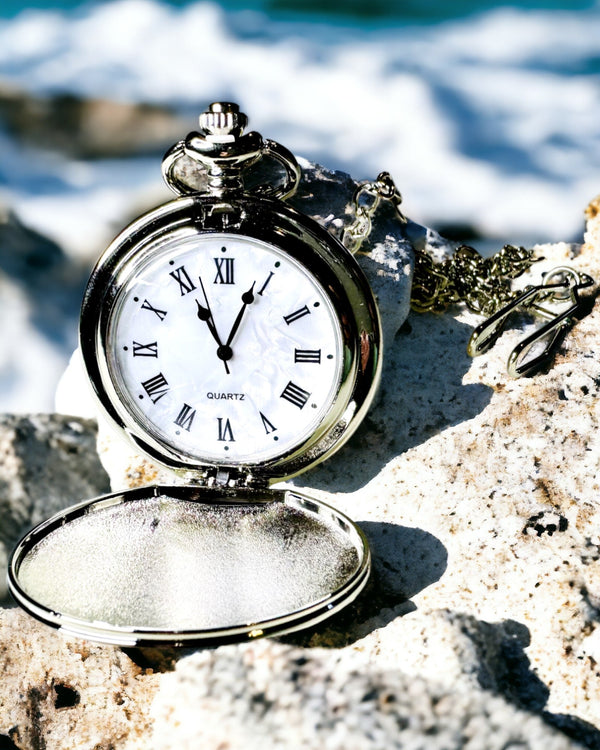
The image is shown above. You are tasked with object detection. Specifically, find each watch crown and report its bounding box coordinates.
[199,102,248,141]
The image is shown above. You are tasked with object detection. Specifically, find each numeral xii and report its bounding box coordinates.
[214,257,235,284]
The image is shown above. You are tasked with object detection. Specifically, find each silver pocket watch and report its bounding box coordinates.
[8,103,382,646]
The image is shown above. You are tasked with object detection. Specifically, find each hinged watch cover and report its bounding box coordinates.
[7,103,381,646]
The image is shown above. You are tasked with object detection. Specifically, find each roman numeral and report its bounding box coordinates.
[140,299,167,321]
[213,257,235,284]
[258,271,274,296]
[280,381,310,409]
[174,403,196,432]
[132,340,158,358]
[283,305,310,325]
[141,372,169,404]
[259,411,277,435]
[294,348,321,364]
[217,417,235,442]
[169,265,197,295]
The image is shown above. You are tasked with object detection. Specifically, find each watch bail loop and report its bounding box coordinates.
[162,102,301,201]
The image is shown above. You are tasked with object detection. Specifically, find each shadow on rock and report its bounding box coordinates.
[306,311,493,493]
[281,522,448,649]
[0,207,89,352]
[459,615,600,750]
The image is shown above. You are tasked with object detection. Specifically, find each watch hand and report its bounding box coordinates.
[196,277,231,374]
[225,282,256,348]
[196,300,222,343]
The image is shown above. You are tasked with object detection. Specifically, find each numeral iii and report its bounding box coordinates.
[294,348,321,363]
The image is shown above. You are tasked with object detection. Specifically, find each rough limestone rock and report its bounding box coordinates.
[3,165,600,748]
[0,607,158,750]
[149,638,582,750]
[0,414,110,602]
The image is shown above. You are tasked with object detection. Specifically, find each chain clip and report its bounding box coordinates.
[468,266,594,376]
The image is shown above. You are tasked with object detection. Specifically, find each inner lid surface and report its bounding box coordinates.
[14,491,363,634]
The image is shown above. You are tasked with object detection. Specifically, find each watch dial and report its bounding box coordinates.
[107,232,344,464]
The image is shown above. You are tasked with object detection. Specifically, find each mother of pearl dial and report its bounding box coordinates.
[107,232,344,464]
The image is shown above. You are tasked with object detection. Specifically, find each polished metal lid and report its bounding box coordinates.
[8,484,370,646]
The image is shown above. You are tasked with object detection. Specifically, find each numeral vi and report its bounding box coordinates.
[217,417,235,442]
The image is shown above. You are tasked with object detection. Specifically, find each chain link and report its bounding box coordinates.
[411,243,537,316]
[343,171,537,316]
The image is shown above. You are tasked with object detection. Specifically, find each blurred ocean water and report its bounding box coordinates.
[0,0,599,411]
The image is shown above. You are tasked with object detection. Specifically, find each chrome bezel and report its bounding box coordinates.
[80,194,381,483]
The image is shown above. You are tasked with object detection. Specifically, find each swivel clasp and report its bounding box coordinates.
[468,266,595,377]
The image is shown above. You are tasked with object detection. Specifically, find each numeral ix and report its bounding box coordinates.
[132,341,158,358]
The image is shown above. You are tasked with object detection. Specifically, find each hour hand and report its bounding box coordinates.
[196,300,221,344]
[196,298,231,374]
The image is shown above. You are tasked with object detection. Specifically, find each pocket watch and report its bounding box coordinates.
[7,103,382,646]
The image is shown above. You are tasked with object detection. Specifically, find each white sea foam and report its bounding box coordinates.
[0,0,599,410]
[1,1,598,241]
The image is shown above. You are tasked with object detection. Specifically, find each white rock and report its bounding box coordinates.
[14,171,600,747]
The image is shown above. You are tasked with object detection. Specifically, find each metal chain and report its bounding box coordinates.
[343,171,538,317]
[411,243,537,316]
[342,171,407,253]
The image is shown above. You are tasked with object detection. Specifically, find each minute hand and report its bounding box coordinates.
[225,282,256,347]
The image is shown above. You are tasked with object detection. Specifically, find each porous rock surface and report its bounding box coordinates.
[2,167,600,748]
[0,414,110,602]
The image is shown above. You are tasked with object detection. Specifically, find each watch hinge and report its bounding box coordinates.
[195,467,269,492]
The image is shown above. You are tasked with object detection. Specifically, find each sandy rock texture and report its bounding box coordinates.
[0,608,159,750]
[2,170,600,748]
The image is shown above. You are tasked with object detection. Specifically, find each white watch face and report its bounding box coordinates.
[106,232,344,465]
